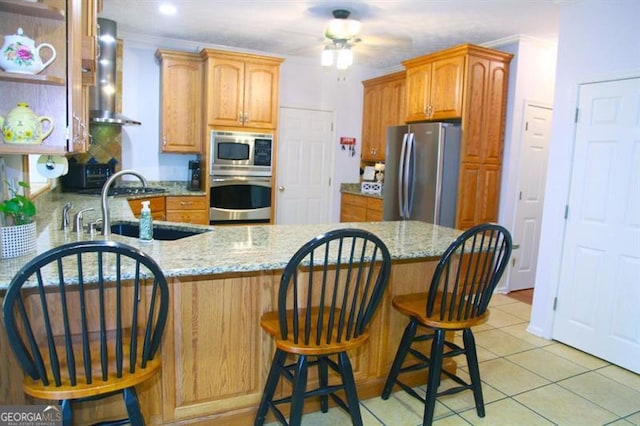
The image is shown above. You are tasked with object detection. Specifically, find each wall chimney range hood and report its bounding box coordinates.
[89,18,140,126]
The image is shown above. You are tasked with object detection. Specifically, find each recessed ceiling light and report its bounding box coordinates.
[159,3,177,15]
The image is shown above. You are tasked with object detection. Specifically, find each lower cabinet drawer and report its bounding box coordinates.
[166,195,207,210]
[165,210,209,225]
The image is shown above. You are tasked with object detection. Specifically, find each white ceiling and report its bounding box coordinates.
[99,0,560,69]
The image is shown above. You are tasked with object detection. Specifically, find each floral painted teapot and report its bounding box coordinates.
[0,103,54,145]
[0,28,56,75]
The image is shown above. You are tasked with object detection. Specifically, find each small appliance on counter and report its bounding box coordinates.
[61,163,165,197]
[188,160,201,191]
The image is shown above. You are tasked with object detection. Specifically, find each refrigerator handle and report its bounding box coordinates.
[403,133,413,218]
[406,132,416,218]
[398,133,409,218]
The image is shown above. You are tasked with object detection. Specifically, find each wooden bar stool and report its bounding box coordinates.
[2,240,169,426]
[381,223,512,425]
[254,228,392,426]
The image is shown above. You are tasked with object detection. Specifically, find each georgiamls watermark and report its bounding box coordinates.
[0,405,62,426]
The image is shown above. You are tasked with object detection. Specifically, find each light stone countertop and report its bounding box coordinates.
[0,186,462,290]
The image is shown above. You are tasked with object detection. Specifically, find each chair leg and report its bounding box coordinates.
[61,400,72,426]
[255,349,288,426]
[463,328,485,417]
[381,318,418,399]
[423,328,445,426]
[318,356,329,413]
[123,387,145,426]
[289,355,309,426]
[339,352,363,426]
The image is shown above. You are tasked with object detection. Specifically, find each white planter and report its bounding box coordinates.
[0,222,37,259]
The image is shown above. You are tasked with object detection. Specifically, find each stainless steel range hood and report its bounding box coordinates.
[89,18,141,126]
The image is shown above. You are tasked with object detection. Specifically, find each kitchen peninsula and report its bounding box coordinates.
[0,190,463,425]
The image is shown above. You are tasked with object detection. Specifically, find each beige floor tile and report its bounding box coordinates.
[500,324,555,348]
[452,335,501,368]
[596,365,640,392]
[362,389,453,425]
[514,383,618,425]
[559,371,640,417]
[474,328,536,357]
[476,358,549,395]
[507,348,589,381]
[607,419,635,425]
[542,342,610,370]
[492,301,532,321]
[459,397,554,425]
[437,377,507,413]
[485,308,527,328]
[626,410,640,425]
[488,293,515,306]
[433,413,473,425]
[265,403,383,426]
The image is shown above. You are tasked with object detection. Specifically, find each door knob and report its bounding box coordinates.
[278,186,285,192]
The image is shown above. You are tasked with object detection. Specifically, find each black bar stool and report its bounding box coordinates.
[381,223,512,425]
[2,240,169,426]
[255,228,392,426]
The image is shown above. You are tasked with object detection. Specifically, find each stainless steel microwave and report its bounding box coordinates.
[210,130,273,177]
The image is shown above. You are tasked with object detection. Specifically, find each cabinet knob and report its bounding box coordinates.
[238,113,243,124]
[278,186,285,192]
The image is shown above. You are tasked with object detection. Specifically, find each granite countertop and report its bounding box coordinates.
[340,182,383,199]
[0,184,462,289]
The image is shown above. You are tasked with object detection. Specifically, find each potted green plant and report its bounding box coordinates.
[0,180,37,258]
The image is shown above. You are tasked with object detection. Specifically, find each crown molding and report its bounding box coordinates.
[483,34,558,49]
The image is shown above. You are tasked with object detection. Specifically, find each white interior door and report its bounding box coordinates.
[553,77,640,373]
[509,104,553,291]
[276,107,333,225]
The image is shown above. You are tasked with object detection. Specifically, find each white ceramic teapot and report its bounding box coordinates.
[0,103,54,145]
[0,28,57,75]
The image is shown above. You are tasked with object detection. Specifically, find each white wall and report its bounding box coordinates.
[279,56,377,222]
[488,36,557,292]
[529,0,640,338]
[119,42,198,181]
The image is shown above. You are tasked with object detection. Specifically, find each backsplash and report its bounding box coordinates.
[67,125,122,169]
[67,40,124,170]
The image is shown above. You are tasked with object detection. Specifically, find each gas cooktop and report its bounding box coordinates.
[74,187,166,197]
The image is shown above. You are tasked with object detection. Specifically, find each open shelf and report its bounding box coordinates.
[0,142,66,155]
[0,0,65,20]
[0,71,65,85]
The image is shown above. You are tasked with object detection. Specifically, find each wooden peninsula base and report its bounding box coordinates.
[0,258,455,425]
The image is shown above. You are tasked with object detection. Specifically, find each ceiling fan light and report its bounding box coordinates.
[336,46,353,70]
[326,18,361,40]
[321,46,334,67]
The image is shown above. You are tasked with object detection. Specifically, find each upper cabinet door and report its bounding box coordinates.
[201,49,283,130]
[405,63,431,122]
[157,50,203,154]
[207,56,245,127]
[243,60,280,129]
[429,55,464,120]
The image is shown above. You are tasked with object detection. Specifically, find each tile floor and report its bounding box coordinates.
[267,293,640,425]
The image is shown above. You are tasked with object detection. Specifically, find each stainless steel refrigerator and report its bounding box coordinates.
[383,122,461,227]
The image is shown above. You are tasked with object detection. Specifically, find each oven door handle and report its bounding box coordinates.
[210,176,272,188]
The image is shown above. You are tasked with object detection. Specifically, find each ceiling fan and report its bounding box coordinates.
[322,9,363,69]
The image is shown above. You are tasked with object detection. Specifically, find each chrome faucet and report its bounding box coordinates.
[73,207,94,234]
[101,169,148,237]
[61,202,73,231]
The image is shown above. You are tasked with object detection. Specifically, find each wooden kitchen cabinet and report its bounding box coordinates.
[201,49,283,129]
[127,196,166,221]
[0,0,67,155]
[165,195,209,225]
[402,44,512,229]
[67,0,98,153]
[404,54,464,122]
[361,71,406,162]
[0,0,96,155]
[340,192,383,222]
[156,50,203,154]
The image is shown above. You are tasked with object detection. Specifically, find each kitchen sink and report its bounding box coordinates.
[110,222,210,241]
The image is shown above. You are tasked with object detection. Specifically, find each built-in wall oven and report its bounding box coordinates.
[210,130,273,224]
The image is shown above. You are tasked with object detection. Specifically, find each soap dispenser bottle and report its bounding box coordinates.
[139,201,153,242]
